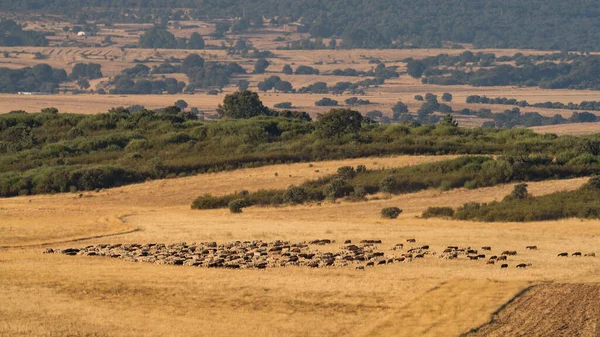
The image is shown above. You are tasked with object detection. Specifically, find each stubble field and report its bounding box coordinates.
[1,154,600,337]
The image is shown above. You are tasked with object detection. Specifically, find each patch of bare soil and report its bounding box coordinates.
[464,283,600,337]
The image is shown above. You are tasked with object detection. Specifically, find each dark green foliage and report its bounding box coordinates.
[337,166,356,180]
[0,64,68,93]
[381,207,402,219]
[295,65,319,75]
[379,175,396,194]
[70,63,103,80]
[314,109,362,138]
[439,114,458,127]
[452,181,600,222]
[392,101,409,118]
[274,102,293,109]
[217,90,270,119]
[315,97,338,107]
[345,97,370,106]
[506,183,530,200]
[0,19,48,46]
[188,32,205,49]
[228,199,248,213]
[324,177,352,200]
[442,93,453,102]
[406,60,426,78]
[254,58,270,74]
[423,54,600,90]
[422,207,454,218]
[139,28,179,48]
[282,64,293,74]
[283,186,308,204]
[467,95,600,112]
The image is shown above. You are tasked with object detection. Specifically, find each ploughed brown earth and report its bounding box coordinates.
[465,283,600,337]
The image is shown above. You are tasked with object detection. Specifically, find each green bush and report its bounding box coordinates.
[381,207,402,219]
[379,175,397,194]
[229,199,248,213]
[191,194,236,209]
[422,206,454,218]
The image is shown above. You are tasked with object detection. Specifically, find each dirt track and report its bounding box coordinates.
[465,283,600,337]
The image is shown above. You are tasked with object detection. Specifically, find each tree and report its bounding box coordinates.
[174,99,188,110]
[282,64,293,75]
[216,90,270,119]
[508,183,530,200]
[379,176,396,194]
[315,108,363,138]
[406,59,426,78]
[442,93,453,102]
[414,95,424,101]
[381,207,402,219]
[258,81,273,92]
[181,54,204,74]
[274,81,293,93]
[392,101,409,115]
[77,78,90,90]
[440,114,458,127]
[237,80,249,91]
[62,26,69,33]
[366,110,383,120]
[254,58,270,74]
[41,107,58,114]
[139,28,178,49]
[329,38,337,49]
[188,32,205,49]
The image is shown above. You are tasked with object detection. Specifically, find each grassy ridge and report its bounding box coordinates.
[191,156,600,210]
[7,107,600,197]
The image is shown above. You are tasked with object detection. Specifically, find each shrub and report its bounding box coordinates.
[191,194,236,209]
[422,206,455,218]
[315,97,338,106]
[506,183,529,200]
[228,199,248,213]
[379,175,397,194]
[337,166,356,179]
[274,102,293,109]
[381,207,402,219]
[356,165,367,173]
[353,185,367,198]
[324,177,351,200]
[283,186,308,204]
[587,176,600,189]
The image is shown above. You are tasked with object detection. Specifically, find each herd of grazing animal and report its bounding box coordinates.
[44,239,595,271]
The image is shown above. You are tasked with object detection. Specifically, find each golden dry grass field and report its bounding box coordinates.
[2,154,600,337]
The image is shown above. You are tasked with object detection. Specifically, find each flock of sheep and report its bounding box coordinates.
[44,238,596,270]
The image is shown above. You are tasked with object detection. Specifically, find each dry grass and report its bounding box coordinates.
[529,122,600,136]
[1,153,600,336]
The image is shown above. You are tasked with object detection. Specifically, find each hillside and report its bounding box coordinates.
[2,0,600,50]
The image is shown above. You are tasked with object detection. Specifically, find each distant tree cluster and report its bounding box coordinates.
[0,64,68,93]
[139,28,205,50]
[257,76,293,93]
[456,107,598,128]
[0,19,48,46]
[420,54,600,90]
[7,1,600,50]
[466,95,600,112]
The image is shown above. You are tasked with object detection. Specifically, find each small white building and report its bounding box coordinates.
[77,31,87,37]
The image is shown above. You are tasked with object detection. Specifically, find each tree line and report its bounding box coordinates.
[5,0,600,50]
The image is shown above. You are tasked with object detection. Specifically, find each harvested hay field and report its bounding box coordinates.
[2,153,600,336]
[529,122,600,136]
